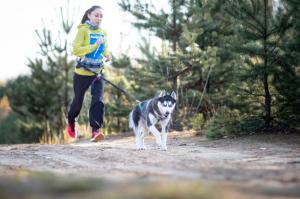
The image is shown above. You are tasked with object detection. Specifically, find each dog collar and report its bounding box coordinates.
[154,110,168,121]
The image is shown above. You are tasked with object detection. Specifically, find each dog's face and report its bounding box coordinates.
[157,91,177,117]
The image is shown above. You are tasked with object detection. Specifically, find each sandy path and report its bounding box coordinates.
[0,131,300,198]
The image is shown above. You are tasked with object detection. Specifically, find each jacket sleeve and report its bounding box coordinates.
[72,27,98,57]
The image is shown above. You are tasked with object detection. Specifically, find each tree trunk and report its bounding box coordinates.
[170,0,181,130]
[172,0,177,52]
[263,0,272,128]
[263,74,271,128]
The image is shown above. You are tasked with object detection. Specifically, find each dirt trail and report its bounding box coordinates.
[0,131,300,198]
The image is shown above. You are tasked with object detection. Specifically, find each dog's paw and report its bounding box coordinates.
[136,147,146,151]
[161,146,168,151]
[139,146,146,150]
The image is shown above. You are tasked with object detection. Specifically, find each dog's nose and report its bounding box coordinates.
[165,111,170,115]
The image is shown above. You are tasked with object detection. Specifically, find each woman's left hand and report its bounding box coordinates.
[104,54,111,61]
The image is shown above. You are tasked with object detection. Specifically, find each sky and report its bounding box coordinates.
[0,0,165,81]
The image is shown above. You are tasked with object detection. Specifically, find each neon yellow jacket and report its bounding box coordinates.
[72,23,109,76]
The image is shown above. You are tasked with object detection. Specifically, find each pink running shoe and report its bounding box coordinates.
[90,130,105,142]
[67,123,76,139]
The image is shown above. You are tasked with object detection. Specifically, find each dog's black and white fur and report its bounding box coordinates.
[129,91,177,151]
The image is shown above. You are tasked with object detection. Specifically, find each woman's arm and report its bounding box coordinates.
[72,28,99,57]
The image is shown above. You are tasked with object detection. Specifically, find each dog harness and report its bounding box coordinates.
[136,98,171,128]
[138,101,147,111]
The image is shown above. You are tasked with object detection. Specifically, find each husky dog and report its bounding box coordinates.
[129,91,177,151]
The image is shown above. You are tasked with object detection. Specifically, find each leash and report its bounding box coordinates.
[96,75,140,103]
[78,61,140,103]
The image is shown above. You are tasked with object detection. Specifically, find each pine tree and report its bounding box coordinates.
[119,0,186,129]
[272,0,300,130]
[5,5,75,143]
[225,0,285,130]
[4,76,43,142]
[104,55,133,133]
[119,0,239,131]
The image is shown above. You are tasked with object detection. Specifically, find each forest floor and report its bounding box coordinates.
[0,131,300,199]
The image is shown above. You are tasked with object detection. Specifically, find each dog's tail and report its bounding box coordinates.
[129,111,134,129]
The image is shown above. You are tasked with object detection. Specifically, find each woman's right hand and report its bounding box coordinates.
[96,36,105,45]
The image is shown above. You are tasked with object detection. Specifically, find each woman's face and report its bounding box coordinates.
[88,8,103,26]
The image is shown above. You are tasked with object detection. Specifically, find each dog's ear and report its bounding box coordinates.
[159,90,166,97]
[171,91,177,100]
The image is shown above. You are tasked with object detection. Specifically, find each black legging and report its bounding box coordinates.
[67,73,105,131]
